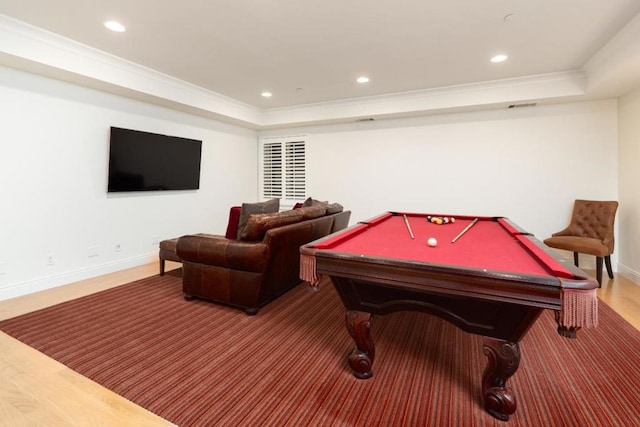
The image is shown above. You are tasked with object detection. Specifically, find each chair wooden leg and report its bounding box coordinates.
[160,258,165,276]
[573,252,579,267]
[605,255,614,279]
[595,257,603,287]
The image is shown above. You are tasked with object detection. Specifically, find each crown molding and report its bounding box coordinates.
[260,71,587,128]
[583,11,640,98]
[0,13,601,130]
[0,14,263,127]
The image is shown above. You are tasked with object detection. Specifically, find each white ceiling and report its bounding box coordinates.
[1,1,640,126]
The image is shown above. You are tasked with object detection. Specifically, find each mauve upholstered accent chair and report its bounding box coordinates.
[543,199,618,286]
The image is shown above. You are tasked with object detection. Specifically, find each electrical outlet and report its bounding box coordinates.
[152,235,160,245]
[46,254,55,266]
[115,242,122,252]
[88,246,100,258]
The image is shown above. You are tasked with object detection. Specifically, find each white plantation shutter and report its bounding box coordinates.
[262,141,283,198]
[259,136,307,206]
[284,140,306,200]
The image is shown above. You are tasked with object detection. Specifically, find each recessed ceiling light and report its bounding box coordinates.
[356,76,370,84]
[490,54,508,63]
[104,20,126,32]
[261,92,272,98]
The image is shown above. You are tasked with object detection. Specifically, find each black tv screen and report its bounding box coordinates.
[107,127,202,192]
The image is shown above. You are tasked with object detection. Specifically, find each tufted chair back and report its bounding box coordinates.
[543,199,618,286]
[565,200,618,252]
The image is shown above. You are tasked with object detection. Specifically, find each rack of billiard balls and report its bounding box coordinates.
[426,216,455,225]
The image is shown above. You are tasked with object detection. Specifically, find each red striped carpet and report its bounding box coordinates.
[1,270,640,426]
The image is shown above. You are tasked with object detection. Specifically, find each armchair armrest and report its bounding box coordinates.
[176,234,269,273]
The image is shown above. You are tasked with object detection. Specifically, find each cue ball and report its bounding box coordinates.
[427,237,437,247]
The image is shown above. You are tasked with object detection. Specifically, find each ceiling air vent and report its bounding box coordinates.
[507,103,537,109]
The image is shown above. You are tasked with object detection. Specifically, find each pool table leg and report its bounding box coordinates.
[345,310,375,379]
[482,338,520,421]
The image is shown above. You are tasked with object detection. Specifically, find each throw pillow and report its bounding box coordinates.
[237,198,280,239]
[303,197,328,207]
[296,204,327,220]
[326,202,344,214]
[240,210,304,241]
[224,206,242,239]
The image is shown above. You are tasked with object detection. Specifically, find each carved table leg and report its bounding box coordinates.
[482,338,520,421]
[345,310,375,379]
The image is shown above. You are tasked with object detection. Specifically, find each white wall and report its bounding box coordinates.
[261,100,619,270]
[0,63,624,299]
[0,66,258,300]
[618,87,640,283]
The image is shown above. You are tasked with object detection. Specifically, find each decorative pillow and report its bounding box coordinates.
[326,202,344,214]
[240,210,304,241]
[296,204,327,220]
[224,206,242,239]
[293,202,304,209]
[237,199,280,239]
[303,197,328,207]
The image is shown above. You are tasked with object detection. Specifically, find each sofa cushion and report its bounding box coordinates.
[296,204,327,220]
[225,206,242,239]
[237,199,280,239]
[239,210,304,241]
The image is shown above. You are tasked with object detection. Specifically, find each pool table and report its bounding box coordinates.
[299,211,599,421]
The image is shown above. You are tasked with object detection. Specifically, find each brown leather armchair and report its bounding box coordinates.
[543,199,618,286]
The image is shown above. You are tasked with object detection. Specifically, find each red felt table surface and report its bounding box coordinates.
[319,213,561,277]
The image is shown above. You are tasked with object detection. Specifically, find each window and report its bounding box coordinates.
[259,136,307,206]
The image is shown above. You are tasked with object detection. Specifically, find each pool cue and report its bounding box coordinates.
[451,218,478,243]
[403,214,415,239]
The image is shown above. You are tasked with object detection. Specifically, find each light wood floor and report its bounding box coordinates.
[0,261,638,426]
[0,262,181,427]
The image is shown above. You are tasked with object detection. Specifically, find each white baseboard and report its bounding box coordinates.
[0,253,157,301]
[617,263,640,286]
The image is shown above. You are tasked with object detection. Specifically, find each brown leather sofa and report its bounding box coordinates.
[176,206,350,314]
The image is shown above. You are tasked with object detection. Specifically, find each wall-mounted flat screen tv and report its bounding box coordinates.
[107,127,202,192]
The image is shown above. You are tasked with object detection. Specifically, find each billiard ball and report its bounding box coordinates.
[427,237,437,247]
